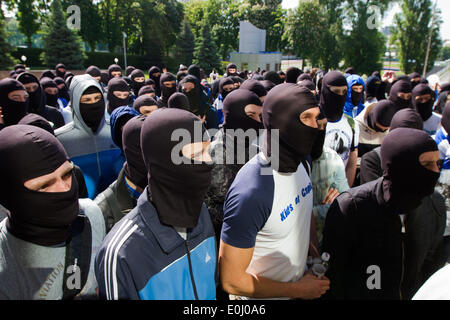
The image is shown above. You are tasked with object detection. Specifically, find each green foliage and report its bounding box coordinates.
[41,0,86,69]
[193,22,221,74]
[441,46,450,61]
[0,12,14,69]
[10,47,44,67]
[391,0,442,74]
[16,0,40,48]
[174,21,195,67]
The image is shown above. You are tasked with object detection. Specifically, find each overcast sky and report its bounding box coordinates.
[282,0,450,40]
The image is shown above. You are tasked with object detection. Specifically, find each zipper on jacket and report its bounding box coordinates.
[185,240,199,300]
[399,216,406,300]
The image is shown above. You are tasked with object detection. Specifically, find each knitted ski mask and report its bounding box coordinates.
[389,80,412,111]
[16,72,44,114]
[148,66,161,96]
[319,71,347,122]
[0,78,29,126]
[180,75,205,117]
[409,72,421,89]
[218,77,235,99]
[222,89,263,131]
[159,72,177,104]
[141,108,213,228]
[108,64,122,78]
[55,63,66,78]
[367,100,397,132]
[0,125,79,246]
[54,77,70,102]
[40,77,59,108]
[133,95,158,114]
[226,63,238,77]
[263,83,319,173]
[107,77,132,114]
[263,71,282,85]
[122,115,147,190]
[18,113,55,135]
[389,108,423,131]
[381,128,439,213]
[137,85,156,98]
[79,86,105,133]
[365,75,381,101]
[86,65,102,80]
[240,79,267,99]
[286,67,301,84]
[125,66,136,77]
[167,92,190,111]
[130,69,146,95]
[412,83,435,121]
[40,70,55,80]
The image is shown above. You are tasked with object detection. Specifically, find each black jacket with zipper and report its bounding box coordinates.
[322,177,446,300]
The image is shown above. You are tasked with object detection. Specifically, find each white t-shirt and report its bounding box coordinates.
[221,153,313,300]
[423,112,441,136]
[324,114,359,166]
[412,264,450,300]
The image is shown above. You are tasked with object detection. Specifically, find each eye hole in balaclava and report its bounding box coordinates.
[106,77,131,114]
[133,95,158,116]
[17,72,43,114]
[0,78,29,126]
[130,69,146,95]
[40,77,59,108]
[389,80,412,111]
[218,77,235,99]
[367,100,397,132]
[79,86,105,133]
[319,71,347,122]
[412,83,435,121]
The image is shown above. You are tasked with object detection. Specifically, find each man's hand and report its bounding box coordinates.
[322,187,339,204]
[291,272,330,300]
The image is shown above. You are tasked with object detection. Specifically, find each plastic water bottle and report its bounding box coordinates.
[311,252,330,279]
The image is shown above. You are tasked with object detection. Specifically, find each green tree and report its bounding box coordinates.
[391,0,442,75]
[341,1,390,75]
[441,46,450,61]
[61,0,103,51]
[41,0,86,69]
[0,10,14,69]
[193,22,221,74]
[174,20,195,67]
[16,0,40,48]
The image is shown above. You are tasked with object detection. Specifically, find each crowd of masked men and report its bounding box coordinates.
[0,61,449,300]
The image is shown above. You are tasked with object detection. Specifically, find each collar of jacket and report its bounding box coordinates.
[136,188,205,254]
[113,167,138,211]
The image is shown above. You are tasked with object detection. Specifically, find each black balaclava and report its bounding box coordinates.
[16,72,44,114]
[263,83,319,173]
[168,92,190,111]
[345,67,356,75]
[145,78,156,87]
[278,71,286,81]
[40,77,59,108]
[125,66,136,77]
[381,128,439,212]
[252,74,264,81]
[0,78,29,126]
[40,70,55,80]
[159,72,177,105]
[351,82,364,107]
[54,77,70,102]
[319,71,347,122]
[261,80,275,92]
[86,65,101,79]
[138,85,155,97]
[55,63,66,78]
[441,102,450,134]
[365,75,381,101]
[14,64,25,71]
[389,80,412,111]
[9,71,16,79]
[100,71,110,86]
[106,77,132,114]
[263,71,282,85]
[108,64,122,78]
[297,73,313,82]
[133,95,158,114]
[286,67,301,84]
[122,115,147,190]
[18,113,55,135]
[367,100,397,132]
[222,89,263,131]
[80,86,105,133]
[298,80,316,92]
[226,63,238,77]
[390,108,424,131]
[148,66,162,96]
[231,76,244,88]
[130,69,146,95]
[64,72,74,81]
[65,76,74,91]
[218,77,235,99]
[440,83,450,92]
[412,83,435,121]
[177,71,186,83]
[179,75,205,116]
[409,72,421,89]
[435,91,449,115]
[141,108,213,228]
[188,65,202,81]
[240,79,267,99]
[0,125,79,246]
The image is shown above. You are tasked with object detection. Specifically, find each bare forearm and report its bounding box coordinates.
[346,151,358,187]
